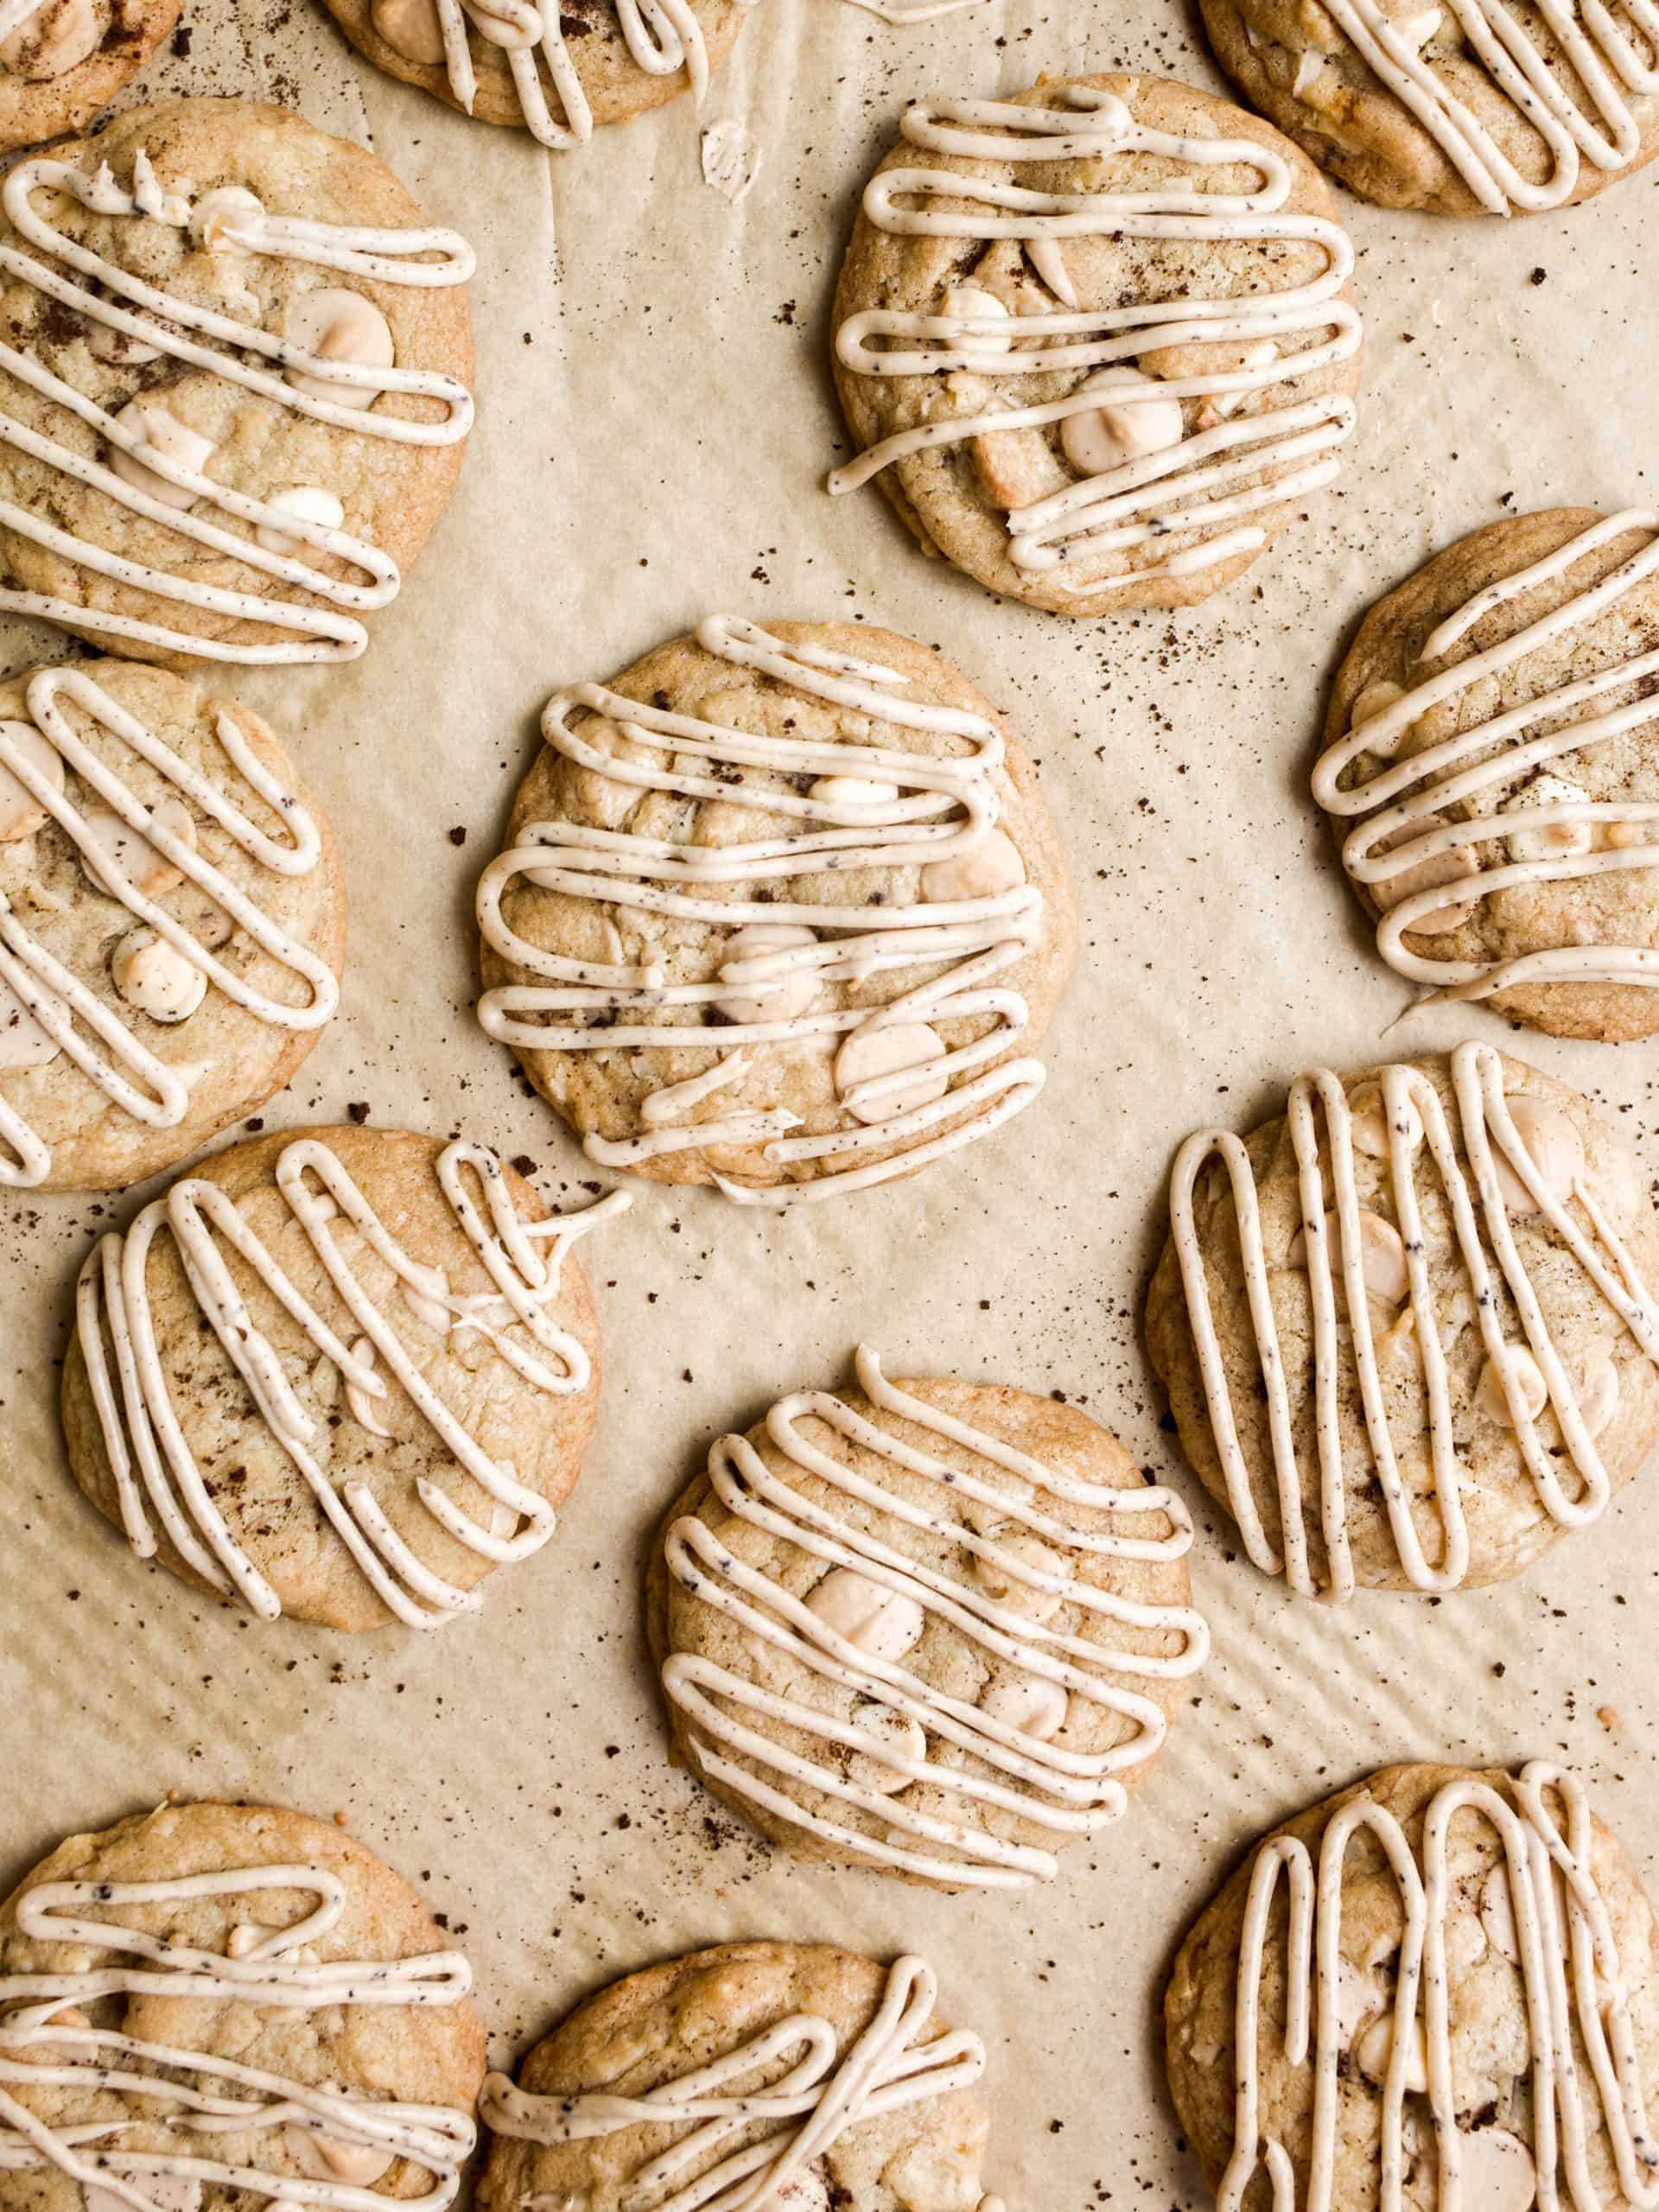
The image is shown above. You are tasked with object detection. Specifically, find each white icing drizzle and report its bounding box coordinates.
[1220,1762,1659,2212]
[0,1859,476,2212]
[1314,0,1659,214]
[73,1134,630,1629]
[839,0,990,22]
[475,615,1050,1207]
[1313,510,1659,1008]
[1169,1039,1659,1603]
[0,664,337,1191]
[0,146,474,663]
[481,1952,1005,2212]
[828,86,1361,591]
[423,0,760,152]
[658,1344,1209,1889]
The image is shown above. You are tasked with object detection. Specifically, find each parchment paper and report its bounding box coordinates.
[3,3,1658,2205]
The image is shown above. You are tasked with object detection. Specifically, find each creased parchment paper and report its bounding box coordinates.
[3,3,1658,2206]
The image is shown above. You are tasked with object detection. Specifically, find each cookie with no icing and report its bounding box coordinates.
[477,1942,1006,2212]
[0,0,180,157]
[474,615,1076,1205]
[0,1796,485,2212]
[0,98,474,665]
[1146,1042,1659,1601]
[1316,507,1659,1044]
[1200,0,1659,215]
[1166,1760,1659,2212]
[60,1122,626,1631]
[0,657,344,1192]
[645,1345,1207,1890]
[828,73,1364,616]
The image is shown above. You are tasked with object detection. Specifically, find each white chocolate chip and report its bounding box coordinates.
[1389,6,1445,50]
[1332,1959,1383,2049]
[1289,1208,1408,1305]
[0,0,99,78]
[1490,1096,1585,1216]
[1348,1082,1424,1160]
[1026,237,1077,306]
[1059,366,1185,477]
[834,1022,948,1125]
[255,485,346,556]
[1476,1345,1549,1429]
[1381,827,1480,934]
[0,977,60,1069]
[344,1336,394,1439]
[1350,679,1406,732]
[970,1532,1066,1622]
[283,289,395,409]
[809,776,899,809]
[921,827,1026,905]
[1292,46,1325,93]
[109,399,216,510]
[0,721,64,842]
[941,284,1013,355]
[804,1567,925,1661]
[188,186,264,255]
[111,931,206,1024]
[225,1922,271,1960]
[1504,771,1594,862]
[844,1699,926,1794]
[1355,2010,1428,2093]
[1479,1862,1520,1961]
[86,311,164,366]
[370,0,447,59]
[979,1669,1068,1741]
[79,799,196,899]
[1456,2128,1536,2212]
[283,2130,394,2188]
[713,922,819,1024]
[399,1265,452,1338]
[1576,1356,1619,1442]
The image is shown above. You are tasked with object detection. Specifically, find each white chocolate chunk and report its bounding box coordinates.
[1578,1356,1619,1441]
[970,1532,1065,1622]
[834,1021,947,1125]
[283,289,395,408]
[844,1699,926,1793]
[941,283,1013,355]
[0,721,64,842]
[1476,1345,1549,1428]
[1332,1959,1383,2048]
[0,0,99,78]
[344,1336,393,1440]
[1480,1862,1520,1961]
[371,0,447,60]
[1389,6,1445,50]
[809,776,899,809]
[1456,2128,1536,2212]
[1348,1082,1423,1160]
[79,798,196,899]
[0,977,60,1068]
[1382,830,1480,933]
[256,484,346,556]
[109,399,216,509]
[804,1567,925,1661]
[86,311,164,366]
[189,186,264,255]
[713,923,819,1024]
[1491,1096,1585,1216]
[399,1265,453,1337]
[979,1669,1068,1741]
[1059,366,1185,477]
[1289,1209,1408,1305]
[921,827,1026,905]
[1355,2010,1428,2093]
[283,2129,394,2187]
[1026,237,1077,306]
[1292,47,1325,94]
[1351,679,1406,730]
[111,931,206,1024]
[1504,771,1594,861]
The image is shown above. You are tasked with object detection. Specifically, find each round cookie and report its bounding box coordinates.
[828,73,1363,616]
[474,614,1077,1205]
[0,98,474,665]
[0,658,345,1193]
[1315,507,1659,1044]
[316,0,753,151]
[478,1942,1003,2212]
[1200,0,1659,216]
[1166,1760,1659,2212]
[0,1796,485,2210]
[0,0,181,157]
[61,1122,624,1631]
[1146,1040,1659,1600]
[646,1344,1207,1890]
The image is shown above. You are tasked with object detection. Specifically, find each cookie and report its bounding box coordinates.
[316,0,754,151]
[1315,507,1659,1045]
[1166,1760,1659,2212]
[1200,0,1659,216]
[0,98,474,665]
[0,658,344,1192]
[646,1344,1207,1890]
[0,1796,484,2212]
[828,74,1363,616]
[474,615,1076,1205]
[0,0,181,157]
[61,1122,627,1631]
[478,1942,1005,2212]
[1146,1040,1659,1601]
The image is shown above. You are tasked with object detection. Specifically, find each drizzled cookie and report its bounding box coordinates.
[474,616,1075,1205]
[829,73,1363,616]
[0,0,179,157]
[1146,1043,1659,1601]
[647,1346,1206,1890]
[60,1122,627,1631]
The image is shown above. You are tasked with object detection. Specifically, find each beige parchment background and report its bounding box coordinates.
[2,0,1658,2204]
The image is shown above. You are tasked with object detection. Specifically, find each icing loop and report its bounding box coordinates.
[476,616,1051,1205]
[0,665,336,1191]
[1315,0,1659,214]
[0,148,474,662]
[1314,510,1659,1007]
[1221,1763,1659,2212]
[73,1135,630,1629]
[0,1862,476,2212]
[829,86,1361,591]
[1170,1039,1659,1602]
[660,1344,1209,1888]
[481,1953,1002,2212]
